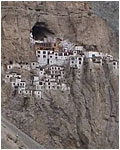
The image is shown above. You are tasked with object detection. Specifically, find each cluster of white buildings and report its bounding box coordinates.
[4,36,119,99]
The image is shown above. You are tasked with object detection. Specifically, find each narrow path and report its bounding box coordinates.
[1,116,45,149]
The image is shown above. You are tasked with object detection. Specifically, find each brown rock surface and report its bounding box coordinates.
[1,1,119,149]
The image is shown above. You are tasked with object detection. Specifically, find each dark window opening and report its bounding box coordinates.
[59,53,62,56]
[64,53,67,56]
[113,62,116,65]
[43,55,46,58]
[43,51,46,54]
[39,82,42,85]
[9,61,13,64]
[40,68,43,71]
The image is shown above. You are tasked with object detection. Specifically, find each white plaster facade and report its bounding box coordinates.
[113,60,119,69]
[22,90,32,96]
[84,51,102,58]
[70,56,84,69]
[7,64,13,70]
[18,81,26,90]
[34,90,42,98]
[38,68,45,78]
[61,83,68,91]
[75,46,84,51]
[31,62,39,70]
[36,50,49,66]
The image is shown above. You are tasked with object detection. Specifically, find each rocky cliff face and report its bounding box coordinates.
[1,1,119,149]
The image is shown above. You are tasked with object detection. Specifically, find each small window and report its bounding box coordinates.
[59,53,62,56]
[38,51,40,54]
[40,68,43,71]
[43,51,46,54]
[33,63,34,65]
[79,58,81,60]
[38,55,40,57]
[9,61,13,64]
[43,55,46,58]
[49,86,50,88]
[50,56,52,58]
[48,82,50,85]
[72,61,74,63]
[55,53,58,56]
[113,62,116,65]
[64,53,67,56]
[13,83,15,85]
[92,54,95,57]
[79,61,81,64]
[39,82,42,85]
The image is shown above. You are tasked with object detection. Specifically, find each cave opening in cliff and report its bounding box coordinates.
[31,22,54,40]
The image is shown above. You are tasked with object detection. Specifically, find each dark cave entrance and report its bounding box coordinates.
[31,22,54,40]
